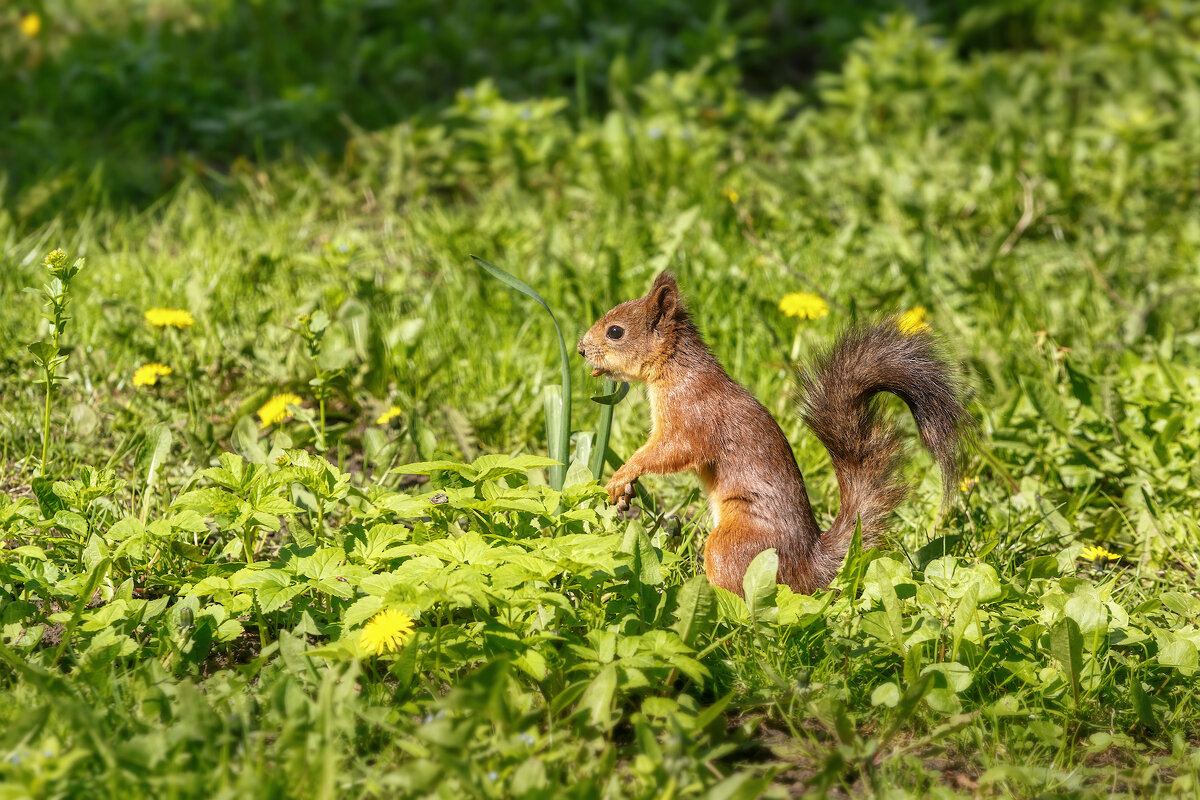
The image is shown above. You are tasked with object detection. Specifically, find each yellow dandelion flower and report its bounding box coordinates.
[257,393,303,428]
[898,306,930,335]
[359,609,415,655]
[133,363,172,387]
[959,476,978,493]
[779,292,829,321]
[20,13,41,37]
[1079,545,1119,563]
[145,308,195,329]
[724,187,740,204]
[376,406,404,425]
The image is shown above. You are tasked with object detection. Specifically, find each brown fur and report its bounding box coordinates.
[577,272,970,596]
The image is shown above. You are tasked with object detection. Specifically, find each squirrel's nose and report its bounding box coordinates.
[576,341,585,356]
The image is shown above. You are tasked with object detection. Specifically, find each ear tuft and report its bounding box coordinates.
[648,271,679,329]
[651,271,677,294]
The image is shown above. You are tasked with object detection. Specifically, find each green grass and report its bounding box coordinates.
[2,1,1200,797]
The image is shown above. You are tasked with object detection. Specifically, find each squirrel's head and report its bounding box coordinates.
[577,271,688,384]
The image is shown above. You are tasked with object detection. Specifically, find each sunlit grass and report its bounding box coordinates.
[1,1,1200,797]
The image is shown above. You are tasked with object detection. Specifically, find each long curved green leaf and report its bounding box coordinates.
[471,255,571,489]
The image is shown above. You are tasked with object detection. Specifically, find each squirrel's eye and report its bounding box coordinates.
[606,325,625,341]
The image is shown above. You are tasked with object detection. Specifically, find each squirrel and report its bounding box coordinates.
[576,271,969,596]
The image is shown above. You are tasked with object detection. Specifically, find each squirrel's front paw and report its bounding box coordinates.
[606,470,638,510]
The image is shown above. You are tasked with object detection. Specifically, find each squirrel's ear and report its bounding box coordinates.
[648,271,678,329]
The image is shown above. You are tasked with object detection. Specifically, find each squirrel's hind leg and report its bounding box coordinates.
[704,506,829,596]
[704,508,784,597]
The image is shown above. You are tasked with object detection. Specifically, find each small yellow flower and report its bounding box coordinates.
[779,292,829,321]
[1079,545,1119,563]
[359,609,415,655]
[257,393,303,428]
[20,13,41,37]
[959,476,978,493]
[145,308,195,329]
[133,363,172,387]
[724,187,740,205]
[898,306,930,335]
[376,406,404,425]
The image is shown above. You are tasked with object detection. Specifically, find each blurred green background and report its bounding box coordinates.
[3,0,1163,215]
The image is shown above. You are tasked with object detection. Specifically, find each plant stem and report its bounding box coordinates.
[319,395,326,448]
[40,372,51,475]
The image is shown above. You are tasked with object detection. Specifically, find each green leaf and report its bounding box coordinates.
[257,581,308,614]
[704,771,775,800]
[1129,676,1157,729]
[390,460,477,479]
[671,575,717,648]
[922,662,973,693]
[590,381,630,405]
[472,255,572,490]
[471,453,560,483]
[742,549,779,625]
[951,584,979,657]
[916,534,964,570]
[1064,593,1108,638]
[1050,617,1083,705]
[622,525,662,587]
[31,476,65,519]
[578,663,618,729]
[0,705,50,752]
[27,340,59,365]
[1020,376,1070,435]
[885,672,932,738]
[11,545,47,560]
[138,423,173,522]
[871,682,901,708]
[1157,639,1198,670]
[343,595,386,628]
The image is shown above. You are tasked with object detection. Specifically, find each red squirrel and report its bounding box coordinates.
[576,272,969,595]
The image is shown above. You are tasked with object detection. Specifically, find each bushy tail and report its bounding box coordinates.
[799,320,969,559]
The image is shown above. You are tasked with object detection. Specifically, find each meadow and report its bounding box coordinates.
[2,1,1199,797]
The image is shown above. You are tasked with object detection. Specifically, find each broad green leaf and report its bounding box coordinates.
[671,575,716,648]
[390,460,477,479]
[871,682,901,708]
[1064,593,1108,638]
[1157,639,1198,670]
[1051,617,1084,704]
[578,663,618,729]
[621,525,662,587]
[742,549,779,625]
[922,662,974,693]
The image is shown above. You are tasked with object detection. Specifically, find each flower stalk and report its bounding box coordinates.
[29,249,84,475]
